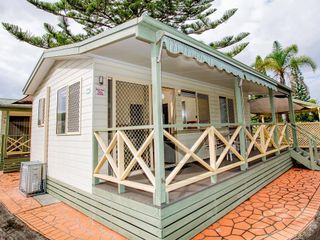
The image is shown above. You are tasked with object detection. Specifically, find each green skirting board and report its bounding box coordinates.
[47,151,293,240]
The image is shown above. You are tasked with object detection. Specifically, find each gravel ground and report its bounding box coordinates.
[0,203,47,240]
[293,212,320,240]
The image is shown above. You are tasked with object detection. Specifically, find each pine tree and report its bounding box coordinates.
[2,0,249,56]
[291,68,311,101]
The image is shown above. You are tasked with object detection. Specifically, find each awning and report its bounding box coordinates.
[250,97,304,114]
[161,36,278,91]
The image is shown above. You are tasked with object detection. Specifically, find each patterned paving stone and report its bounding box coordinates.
[194,168,320,240]
[0,172,126,240]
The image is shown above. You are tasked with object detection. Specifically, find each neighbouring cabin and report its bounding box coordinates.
[23,15,319,240]
[0,96,32,172]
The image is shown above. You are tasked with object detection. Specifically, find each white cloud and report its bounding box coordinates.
[0,0,319,101]
[197,0,320,101]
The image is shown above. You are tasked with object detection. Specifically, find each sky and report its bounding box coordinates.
[0,0,319,101]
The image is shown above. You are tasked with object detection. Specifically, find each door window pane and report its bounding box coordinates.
[197,93,210,123]
[227,98,235,123]
[219,97,228,123]
[181,90,197,124]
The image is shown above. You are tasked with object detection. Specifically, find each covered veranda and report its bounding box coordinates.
[90,16,298,206]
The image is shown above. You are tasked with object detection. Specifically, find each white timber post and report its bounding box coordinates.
[151,41,167,206]
[234,77,248,170]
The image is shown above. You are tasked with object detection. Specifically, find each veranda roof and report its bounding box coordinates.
[249,97,319,114]
[23,15,290,95]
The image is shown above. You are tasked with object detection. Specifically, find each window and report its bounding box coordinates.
[37,98,45,126]
[56,81,81,134]
[197,93,210,123]
[219,96,235,123]
[56,87,67,134]
[181,90,210,125]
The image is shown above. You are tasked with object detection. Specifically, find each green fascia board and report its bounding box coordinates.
[23,14,291,95]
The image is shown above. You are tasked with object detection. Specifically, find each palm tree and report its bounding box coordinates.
[253,41,317,85]
[252,56,267,75]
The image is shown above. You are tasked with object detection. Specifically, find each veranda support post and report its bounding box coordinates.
[151,42,167,206]
[234,78,248,170]
[288,93,298,148]
[269,89,280,155]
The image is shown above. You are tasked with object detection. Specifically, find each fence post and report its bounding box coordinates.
[309,138,316,170]
[92,133,100,185]
[117,133,125,193]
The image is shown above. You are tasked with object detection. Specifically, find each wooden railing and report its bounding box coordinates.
[93,126,156,193]
[5,135,31,156]
[279,122,320,148]
[93,123,290,195]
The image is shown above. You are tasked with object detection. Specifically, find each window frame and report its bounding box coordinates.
[37,98,45,127]
[180,89,211,127]
[219,96,235,124]
[56,80,82,136]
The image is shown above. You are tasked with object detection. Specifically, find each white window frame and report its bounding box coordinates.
[180,89,211,126]
[56,80,82,136]
[219,96,235,124]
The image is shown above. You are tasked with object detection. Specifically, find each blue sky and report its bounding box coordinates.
[0,0,319,101]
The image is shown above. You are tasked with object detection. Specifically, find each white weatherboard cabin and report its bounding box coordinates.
[24,15,319,240]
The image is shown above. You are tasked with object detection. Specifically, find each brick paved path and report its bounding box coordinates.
[0,172,126,240]
[193,168,320,240]
[1,168,319,240]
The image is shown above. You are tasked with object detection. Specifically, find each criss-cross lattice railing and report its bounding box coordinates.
[6,135,31,155]
[93,123,290,194]
[94,129,155,193]
[246,124,290,162]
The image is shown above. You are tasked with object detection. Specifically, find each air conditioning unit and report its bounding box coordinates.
[19,161,45,196]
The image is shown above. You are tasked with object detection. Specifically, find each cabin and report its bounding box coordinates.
[23,15,319,240]
[0,96,32,172]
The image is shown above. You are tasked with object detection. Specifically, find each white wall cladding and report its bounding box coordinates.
[31,58,94,193]
[93,57,252,127]
[30,55,253,194]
